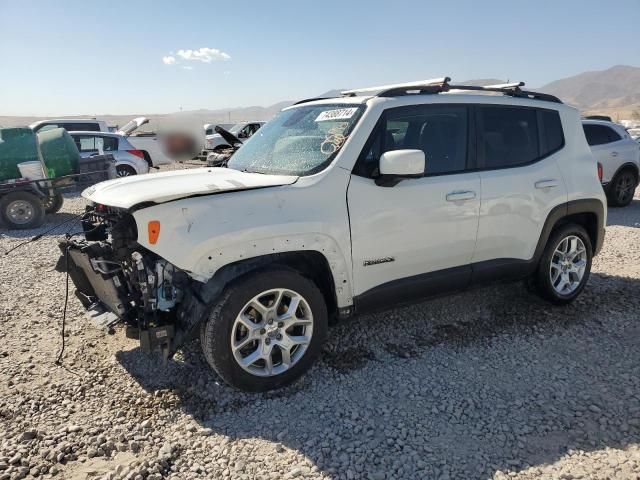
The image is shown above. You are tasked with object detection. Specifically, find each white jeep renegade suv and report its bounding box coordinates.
[60,78,606,392]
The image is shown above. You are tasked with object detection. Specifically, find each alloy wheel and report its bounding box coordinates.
[549,235,587,295]
[614,172,635,205]
[116,167,133,177]
[231,288,313,377]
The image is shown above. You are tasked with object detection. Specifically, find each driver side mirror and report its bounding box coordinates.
[375,149,425,187]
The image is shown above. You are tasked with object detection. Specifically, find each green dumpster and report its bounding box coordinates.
[37,128,80,178]
[0,127,40,181]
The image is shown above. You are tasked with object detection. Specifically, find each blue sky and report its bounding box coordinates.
[1,0,639,116]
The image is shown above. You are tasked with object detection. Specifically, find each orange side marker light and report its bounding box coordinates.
[148,221,161,244]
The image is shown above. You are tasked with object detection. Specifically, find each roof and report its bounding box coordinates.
[67,130,123,137]
[291,77,563,109]
[287,91,571,113]
[581,119,623,127]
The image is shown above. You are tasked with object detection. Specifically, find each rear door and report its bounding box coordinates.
[348,104,481,309]
[472,105,567,277]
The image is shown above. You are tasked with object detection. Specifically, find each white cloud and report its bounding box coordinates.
[162,56,176,65]
[176,47,230,63]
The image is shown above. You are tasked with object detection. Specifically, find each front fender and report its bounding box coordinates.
[131,182,354,307]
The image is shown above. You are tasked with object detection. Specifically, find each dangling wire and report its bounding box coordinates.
[55,245,70,365]
[2,212,85,256]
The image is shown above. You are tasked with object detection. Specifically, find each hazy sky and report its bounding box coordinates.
[1,0,639,116]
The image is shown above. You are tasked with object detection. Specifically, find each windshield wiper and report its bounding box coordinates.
[241,168,266,174]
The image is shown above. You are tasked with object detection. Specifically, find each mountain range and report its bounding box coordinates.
[1,65,639,130]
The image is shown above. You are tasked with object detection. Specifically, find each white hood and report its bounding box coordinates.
[82,167,298,209]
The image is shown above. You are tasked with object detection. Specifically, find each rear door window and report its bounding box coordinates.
[74,135,118,153]
[478,106,539,169]
[583,124,621,146]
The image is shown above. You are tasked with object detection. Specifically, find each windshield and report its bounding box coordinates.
[229,124,244,134]
[227,104,365,176]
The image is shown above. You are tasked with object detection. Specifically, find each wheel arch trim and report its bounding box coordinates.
[611,162,640,184]
[533,198,605,260]
[192,234,352,308]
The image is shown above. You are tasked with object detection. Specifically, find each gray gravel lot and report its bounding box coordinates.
[0,165,639,480]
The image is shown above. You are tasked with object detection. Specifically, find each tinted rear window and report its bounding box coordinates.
[479,106,539,168]
[540,109,564,155]
[583,124,621,146]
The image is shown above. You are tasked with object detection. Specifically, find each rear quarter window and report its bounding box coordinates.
[539,109,564,156]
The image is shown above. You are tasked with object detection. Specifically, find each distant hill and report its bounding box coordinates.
[3,66,640,129]
[0,99,296,132]
[540,65,640,120]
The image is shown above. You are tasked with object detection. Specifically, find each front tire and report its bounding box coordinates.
[200,269,328,392]
[535,224,592,305]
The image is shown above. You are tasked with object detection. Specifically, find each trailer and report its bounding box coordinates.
[0,155,114,229]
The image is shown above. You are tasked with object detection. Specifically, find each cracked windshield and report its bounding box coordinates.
[227,104,365,175]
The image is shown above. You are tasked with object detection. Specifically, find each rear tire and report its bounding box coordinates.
[607,169,637,207]
[535,224,592,305]
[200,269,328,392]
[42,194,64,214]
[116,164,137,177]
[0,191,45,229]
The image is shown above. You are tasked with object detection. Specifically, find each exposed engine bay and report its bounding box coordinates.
[58,204,201,360]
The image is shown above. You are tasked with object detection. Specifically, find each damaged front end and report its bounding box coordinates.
[58,204,199,360]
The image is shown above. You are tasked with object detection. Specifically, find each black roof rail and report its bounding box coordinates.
[294,78,562,105]
[449,83,563,103]
[292,97,334,105]
[341,77,452,97]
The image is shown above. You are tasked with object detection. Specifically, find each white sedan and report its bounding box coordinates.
[69,131,152,177]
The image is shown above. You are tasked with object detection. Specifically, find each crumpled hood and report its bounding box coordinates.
[82,167,298,209]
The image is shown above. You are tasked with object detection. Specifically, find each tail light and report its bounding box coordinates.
[597,162,603,182]
[126,149,145,159]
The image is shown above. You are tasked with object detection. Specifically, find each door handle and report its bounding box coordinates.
[611,151,618,157]
[535,179,559,189]
[446,190,476,202]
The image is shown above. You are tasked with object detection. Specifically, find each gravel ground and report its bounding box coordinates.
[1,164,639,480]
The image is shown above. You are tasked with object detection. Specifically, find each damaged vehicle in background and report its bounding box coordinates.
[205,125,243,166]
[199,121,264,159]
[59,78,606,392]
